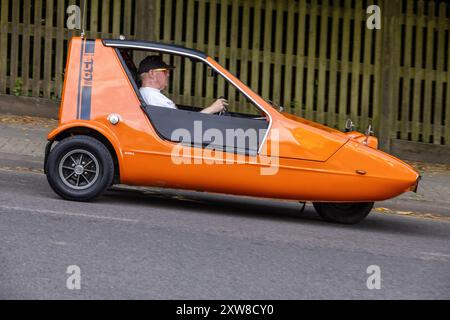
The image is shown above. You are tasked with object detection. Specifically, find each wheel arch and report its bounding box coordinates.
[46,124,123,184]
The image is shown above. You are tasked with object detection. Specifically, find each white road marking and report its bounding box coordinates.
[0,205,139,223]
[419,252,450,262]
[0,167,43,175]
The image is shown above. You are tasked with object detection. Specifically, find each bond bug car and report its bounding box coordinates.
[44,37,420,224]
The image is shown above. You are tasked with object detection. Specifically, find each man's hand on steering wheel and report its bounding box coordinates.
[217,96,229,115]
[200,97,229,114]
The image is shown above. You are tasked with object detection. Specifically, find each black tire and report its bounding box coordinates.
[45,135,114,201]
[312,202,374,225]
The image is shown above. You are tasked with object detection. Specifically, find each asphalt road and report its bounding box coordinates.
[0,162,449,299]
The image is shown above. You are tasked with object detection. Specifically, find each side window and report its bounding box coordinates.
[119,49,269,155]
[130,52,262,117]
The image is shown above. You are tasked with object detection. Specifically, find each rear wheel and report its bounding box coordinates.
[45,135,114,201]
[312,202,374,224]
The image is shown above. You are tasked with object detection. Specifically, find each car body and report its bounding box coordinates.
[44,37,420,224]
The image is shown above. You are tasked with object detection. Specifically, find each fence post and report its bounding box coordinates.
[0,1,9,94]
[378,0,401,152]
[134,0,157,41]
[134,0,158,64]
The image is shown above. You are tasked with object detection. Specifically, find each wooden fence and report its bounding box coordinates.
[0,0,449,151]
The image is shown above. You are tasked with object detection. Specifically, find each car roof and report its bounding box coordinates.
[102,39,208,60]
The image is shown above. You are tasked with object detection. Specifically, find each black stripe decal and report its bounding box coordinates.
[76,39,85,119]
[84,40,95,54]
[79,40,95,120]
[80,86,92,120]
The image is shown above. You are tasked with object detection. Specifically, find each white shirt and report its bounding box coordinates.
[139,87,177,109]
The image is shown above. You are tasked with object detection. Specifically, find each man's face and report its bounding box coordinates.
[149,68,170,90]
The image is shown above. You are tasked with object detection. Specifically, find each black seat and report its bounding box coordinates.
[119,49,141,87]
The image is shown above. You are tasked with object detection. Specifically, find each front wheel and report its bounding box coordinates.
[45,135,114,201]
[312,202,374,225]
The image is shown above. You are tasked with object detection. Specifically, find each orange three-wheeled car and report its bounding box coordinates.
[44,37,420,224]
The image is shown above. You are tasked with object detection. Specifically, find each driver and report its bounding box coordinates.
[138,55,228,114]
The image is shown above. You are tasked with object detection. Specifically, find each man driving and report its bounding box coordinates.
[138,55,227,114]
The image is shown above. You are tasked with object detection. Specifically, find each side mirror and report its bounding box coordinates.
[345,118,355,132]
